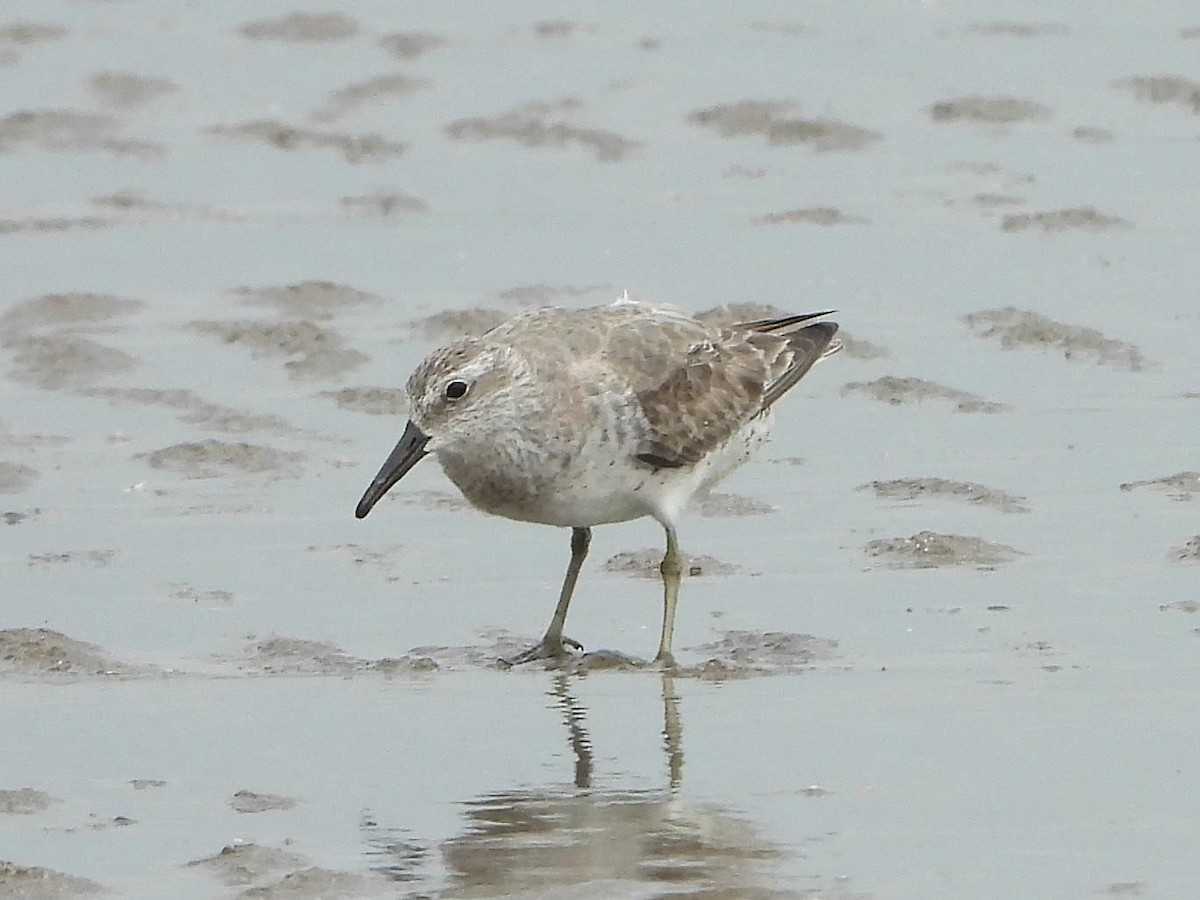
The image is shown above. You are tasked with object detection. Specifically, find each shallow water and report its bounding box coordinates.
[3,2,1199,897]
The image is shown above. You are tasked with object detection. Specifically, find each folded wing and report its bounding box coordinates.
[633,313,839,468]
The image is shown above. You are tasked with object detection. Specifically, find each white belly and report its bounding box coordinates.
[441,410,773,529]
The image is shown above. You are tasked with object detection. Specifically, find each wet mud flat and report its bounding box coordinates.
[4,1,1200,898]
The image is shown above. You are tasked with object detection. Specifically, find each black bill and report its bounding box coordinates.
[355,420,430,519]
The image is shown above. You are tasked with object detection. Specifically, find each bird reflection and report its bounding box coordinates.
[554,673,594,789]
[435,673,788,898]
[551,671,682,792]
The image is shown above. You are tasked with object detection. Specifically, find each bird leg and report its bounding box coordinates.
[654,526,682,667]
[504,526,590,665]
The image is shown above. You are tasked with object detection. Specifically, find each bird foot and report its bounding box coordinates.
[652,650,678,670]
[500,635,583,668]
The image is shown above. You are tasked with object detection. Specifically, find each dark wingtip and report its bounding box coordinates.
[735,309,837,332]
[759,320,842,408]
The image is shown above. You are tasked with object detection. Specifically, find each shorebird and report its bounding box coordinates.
[355,297,840,666]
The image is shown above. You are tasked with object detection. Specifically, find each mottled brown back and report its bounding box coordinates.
[631,312,839,467]
[474,303,837,469]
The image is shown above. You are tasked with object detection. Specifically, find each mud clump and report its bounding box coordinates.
[27,550,117,567]
[603,549,739,578]
[687,631,838,675]
[0,861,103,896]
[688,99,881,152]
[1159,600,1200,614]
[4,334,136,390]
[1,293,144,390]
[0,428,70,452]
[311,74,429,123]
[930,96,1050,123]
[230,281,384,321]
[0,462,36,493]
[864,531,1023,569]
[237,12,358,43]
[860,478,1030,513]
[320,386,409,416]
[0,628,138,678]
[84,387,299,436]
[836,333,889,360]
[696,492,776,517]
[408,308,510,339]
[0,109,164,158]
[0,788,60,815]
[186,843,308,887]
[188,319,366,381]
[379,31,446,60]
[240,867,373,897]
[1169,536,1200,562]
[752,207,867,226]
[963,307,1147,371]
[137,439,302,479]
[0,22,69,45]
[841,376,1009,413]
[1115,75,1200,114]
[0,292,144,334]
[88,191,247,224]
[496,283,611,306]
[1001,207,1132,232]
[166,584,234,605]
[88,71,177,108]
[1120,471,1200,498]
[207,120,406,164]
[238,636,437,677]
[230,790,297,814]
[571,649,647,672]
[445,99,642,162]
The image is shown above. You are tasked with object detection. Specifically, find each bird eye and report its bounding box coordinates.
[445,379,469,400]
